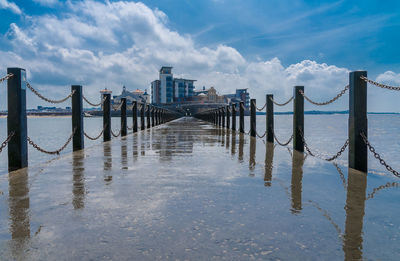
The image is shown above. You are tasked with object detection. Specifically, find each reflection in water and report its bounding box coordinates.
[141,132,146,156]
[103,142,112,184]
[238,133,244,162]
[249,137,256,176]
[220,128,225,147]
[225,129,230,150]
[291,150,304,214]
[8,168,30,259]
[231,131,236,155]
[343,169,367,261]
[121,139,128,170]
[264,142,274,186]
[132,136,139,162]
[72,151,85,209]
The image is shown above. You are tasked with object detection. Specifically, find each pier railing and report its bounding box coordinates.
[195,70,400,178]
[1,67,181,171]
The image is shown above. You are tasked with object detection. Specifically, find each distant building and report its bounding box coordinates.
[151,66,196,104]
[112,86,150,105]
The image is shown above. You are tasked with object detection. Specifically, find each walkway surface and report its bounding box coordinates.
[0,117,399,260]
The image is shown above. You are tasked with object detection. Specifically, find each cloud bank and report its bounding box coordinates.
[0,0,399,111]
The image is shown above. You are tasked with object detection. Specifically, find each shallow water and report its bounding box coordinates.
[0,116,399,260]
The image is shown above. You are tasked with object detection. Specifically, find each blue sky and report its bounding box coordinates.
[1,0,400,111]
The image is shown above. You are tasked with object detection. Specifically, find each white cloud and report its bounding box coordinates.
[33,0,59,7]
[0,0,21,14]
[376,71,400,86]
[1,0,396,112]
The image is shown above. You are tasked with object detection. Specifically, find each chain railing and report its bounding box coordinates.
[26,82,75,104]
[112,100,124,111]
[256,103,267,111]
[111,129,121,138]
[360,132,400,178]
[366,182,400,200]
[0,131,14,153]
[0,73,13,84]
[256,131,266,139]
[333,163,347,189]
[84,125,106,141]
[269,96,293,106]
[83,95,104,107]
[27,128,76,155]
[299,85,349,106]
[360,76,400,91]
[274,134,293,147]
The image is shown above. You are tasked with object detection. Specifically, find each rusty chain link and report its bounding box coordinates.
[0,73,14,84]
[0,131,14,153]
[111,129,121,138]
[27,128,76,155]
[366,182,400,200]
[27,82,75,104]
[360,132,400,178]
[360,76,400,91]
[83,95,105,107]
[274,134,293,146]
[333,163,347,189]
[269,96,294,106]
[299,85,349,106]
[84,125,106,140]
[300,130,348,161]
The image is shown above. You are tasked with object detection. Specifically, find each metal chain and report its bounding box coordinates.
[27,82,75,104]
[84,125,106,140]
[366,182,400,200]
[269,96,294,106]
[112,100,124,111]
[256,103,267,111]
[127,126,133,130]
[301,133,349,161]
[360,132,400,178]
[0,131,14,153]
[0,73,14,84]
[111,129,121,138]
[83,95,104,107]
[27,128,76,155]
[360,76,400,91]
[274,134,293,146]
[333,163,347,189]
[256,131,266,139]
[299,85,349,106]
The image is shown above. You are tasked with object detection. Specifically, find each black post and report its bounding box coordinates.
[151,107,155,127]
[226,106,230,129]
[221,107,225,128]
[266,94,274,143]
[239,101,244,133]
[72,85,84,151]
[349,71,368,172]
[146,104,151,128]
[140,103,145,130]
[232,103,236,131]
[250,99,256,137]
[7,68,28,171]
[121,98,127,137]
[293,86,304,152]
[218,108,221,127]
[103,93,111,142]
[132,101,138,133]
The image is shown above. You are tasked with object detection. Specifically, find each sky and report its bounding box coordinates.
[0,0,400,111]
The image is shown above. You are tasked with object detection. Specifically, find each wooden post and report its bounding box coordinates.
[7,68,28,171]
[146,104,151,128]
[71,85,84,151]
[250,99,256,137]
[103,93,111,142]
[239,101,244,133]
[140,103,145,130]
[293,86,304,152]
[226,106,230,129]
[132,101,138,133]
[349,71,368,172]
[266,94,274,143]
[121,98,127,137]
[231,103,236,131]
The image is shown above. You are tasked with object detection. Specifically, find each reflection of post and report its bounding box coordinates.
[9,168,30,243]
[249,137,256,175]
[141,132,145,156]
[225,129,230,149]
[103,142,112,183]
[291,150,304,213]
[231,130,236,155]
[264,142,274,186]
[343,169,367,261]
[133,136,138,161]
[238,133,244,162]
[121,140,128,170]
[72,150,85,209]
